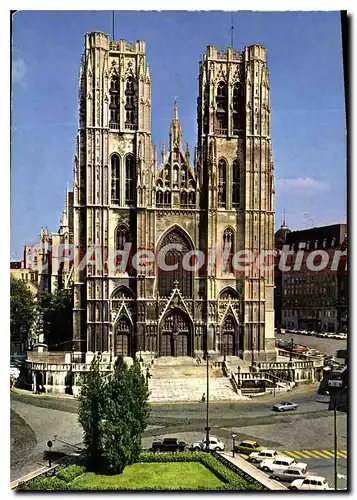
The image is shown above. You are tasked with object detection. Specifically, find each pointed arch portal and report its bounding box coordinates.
[160,309,192,357]
[114,316,132,357]
[221,314,243,356]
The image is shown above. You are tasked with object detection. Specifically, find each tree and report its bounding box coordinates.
[78,358,104,469]
[10,276,35,349]
[78,357,150,474]
[37,288,73,350]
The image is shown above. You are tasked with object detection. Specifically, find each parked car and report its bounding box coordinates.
[289,475,330,491]
[234,440,264,455]
[259,456,307,474]
[10,366,20,378]
[272,401,298,412]
[192,436,225,452]
[248,449,278,464]
[151,437,186,453]
[271,466,308,482]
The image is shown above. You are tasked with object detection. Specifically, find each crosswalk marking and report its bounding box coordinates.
[310,450,333,459]
[280,449,347,460]
[323,450,336,458]
[281,451,305,459]
[298,450,321,459]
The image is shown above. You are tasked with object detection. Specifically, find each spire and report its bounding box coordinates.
[60,186,69,233]
[173,99,179,121]
[169,98,182,151]
[161,140,165,164]
[282,208,287,228]
[185,141,190,164]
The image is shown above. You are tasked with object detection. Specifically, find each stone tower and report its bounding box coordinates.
[196,45,275,360]
[73,32,152,358]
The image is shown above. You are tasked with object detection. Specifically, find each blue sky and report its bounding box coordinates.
[11,10,346,259]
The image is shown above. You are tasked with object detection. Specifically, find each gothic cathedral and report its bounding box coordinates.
[72,32,276,362]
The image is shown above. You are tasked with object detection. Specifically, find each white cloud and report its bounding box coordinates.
[276,177,329,194]
[12,58,27,86]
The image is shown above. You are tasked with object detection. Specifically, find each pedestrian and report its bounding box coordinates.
[201,393,206,403]
[196,358,200,366]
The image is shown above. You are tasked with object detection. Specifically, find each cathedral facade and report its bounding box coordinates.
[72,32,276,362]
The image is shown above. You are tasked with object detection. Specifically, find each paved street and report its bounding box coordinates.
[11,386,347,489]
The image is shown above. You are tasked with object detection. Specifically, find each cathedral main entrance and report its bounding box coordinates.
[160,309,191,357]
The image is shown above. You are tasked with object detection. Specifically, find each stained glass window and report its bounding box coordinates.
[158,229,193,297]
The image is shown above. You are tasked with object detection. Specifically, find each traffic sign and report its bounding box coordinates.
[328,379,343,388]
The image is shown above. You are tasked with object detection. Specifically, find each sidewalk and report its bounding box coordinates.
[219,452,288,490]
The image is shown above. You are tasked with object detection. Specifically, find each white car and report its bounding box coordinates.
[271,466,308,482]
[192,436,225,452]
[289,475,330,491]
[259,456,307,473]
[248,449,278,464]
[10,366,20,378]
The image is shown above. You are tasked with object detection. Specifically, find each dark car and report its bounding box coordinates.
[151,437,186,452]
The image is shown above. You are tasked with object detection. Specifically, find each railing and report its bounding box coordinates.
[25,361,114,373]
[12,452,85,490]
[125,123,137,130]
[211,451,269,491]
[259,360,314,370]
[109,122,120,130]
[214,128,228,135]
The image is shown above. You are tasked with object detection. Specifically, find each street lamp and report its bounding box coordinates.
[289,337,295,362]
[231,433,237,457]
[204,351,210,452]
[251,338,255,370]
[109,329,113,363]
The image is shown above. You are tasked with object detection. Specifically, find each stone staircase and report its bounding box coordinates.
[148,377,250,402]
[144,357,249,402]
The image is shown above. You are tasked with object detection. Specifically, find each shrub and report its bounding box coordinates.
[56,464,86,483]
[24,476,68,491]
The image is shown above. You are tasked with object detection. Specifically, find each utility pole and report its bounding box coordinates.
[334,395,338,491]
[205,351,210,451]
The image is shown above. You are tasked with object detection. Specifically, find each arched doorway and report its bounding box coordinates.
[160,310,191,357]
[114,317,132,357]
[221,315,238,356]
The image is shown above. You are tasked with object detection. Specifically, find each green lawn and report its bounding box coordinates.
[70,462,224,490]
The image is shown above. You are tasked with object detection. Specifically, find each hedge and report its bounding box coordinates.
[18,476,68,491]
[56,464,86,483]
[17,451,259,491]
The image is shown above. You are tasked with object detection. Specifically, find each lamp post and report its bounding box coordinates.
[204,351,210,452]
[289,337,294,362]
[139,346,143,363]
[109,329,113,363]
[251,338,255,370]
[231,433,237,458]
[328,380,345,491]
